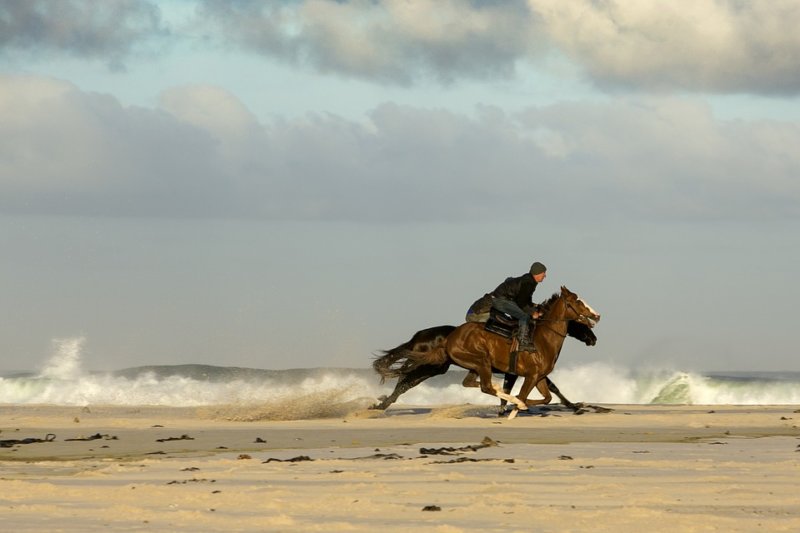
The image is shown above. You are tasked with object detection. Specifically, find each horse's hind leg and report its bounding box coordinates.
[371,363,450,410]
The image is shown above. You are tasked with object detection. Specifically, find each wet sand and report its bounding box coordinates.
[2,403,799,531]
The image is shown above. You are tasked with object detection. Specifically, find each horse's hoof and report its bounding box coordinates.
[369,401,388,410]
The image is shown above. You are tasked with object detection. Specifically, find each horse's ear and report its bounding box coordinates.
[561,286,575,297]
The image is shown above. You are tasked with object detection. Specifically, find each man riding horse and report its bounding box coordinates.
[465,261,548,354]
[371,259,602,413]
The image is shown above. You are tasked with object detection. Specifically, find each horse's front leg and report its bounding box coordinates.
[462,370,480,388]
[523,378,553,408]
[544,377,583,411]
[498,373,519,416]
[514,374,543,409]
[473,364,526,414]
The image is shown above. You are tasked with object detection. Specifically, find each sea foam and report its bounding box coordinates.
[2,337,799,408]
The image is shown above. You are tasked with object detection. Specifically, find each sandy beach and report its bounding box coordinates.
[2,403,799,532]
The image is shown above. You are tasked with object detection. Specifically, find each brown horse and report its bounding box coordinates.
[371,320,596,411]
[379,286,600,418]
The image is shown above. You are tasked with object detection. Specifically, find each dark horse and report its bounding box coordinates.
[373,287,600,418]
[372,320,596,411]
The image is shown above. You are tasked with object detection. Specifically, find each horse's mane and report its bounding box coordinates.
[537,292,562,313]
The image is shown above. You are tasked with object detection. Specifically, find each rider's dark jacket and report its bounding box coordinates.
[468,274,539,315]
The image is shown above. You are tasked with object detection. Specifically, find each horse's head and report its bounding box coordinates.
[560,286,601,328]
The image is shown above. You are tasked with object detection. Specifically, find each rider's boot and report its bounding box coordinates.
[513,320,535,353]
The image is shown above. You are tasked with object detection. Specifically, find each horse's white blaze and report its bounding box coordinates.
[578,297,600,321]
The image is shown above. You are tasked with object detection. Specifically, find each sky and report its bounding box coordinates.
[1,0,799,374]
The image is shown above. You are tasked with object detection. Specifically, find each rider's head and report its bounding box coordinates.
[529,261,547,283]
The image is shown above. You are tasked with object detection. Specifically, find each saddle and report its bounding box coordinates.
[484,307,518,339]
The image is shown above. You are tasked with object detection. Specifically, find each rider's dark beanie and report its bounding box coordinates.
[530,262,547,276]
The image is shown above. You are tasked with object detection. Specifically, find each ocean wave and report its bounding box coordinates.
[2,338,799,409]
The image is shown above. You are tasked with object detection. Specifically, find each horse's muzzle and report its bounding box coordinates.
[584,313,600,328]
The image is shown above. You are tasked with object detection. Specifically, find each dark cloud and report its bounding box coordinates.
[5,1,800,94]
[195,0,536,85]
[2,76,798,222]
[193,0,800,95]
[0,0,165,68]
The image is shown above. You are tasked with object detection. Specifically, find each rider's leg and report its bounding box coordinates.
[492,299,535,352]
[515,316,535,352]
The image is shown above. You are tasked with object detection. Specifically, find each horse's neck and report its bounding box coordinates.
[542,298,569,326]
[538,298,569,362]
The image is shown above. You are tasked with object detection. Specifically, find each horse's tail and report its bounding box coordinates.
[372,325,455,383]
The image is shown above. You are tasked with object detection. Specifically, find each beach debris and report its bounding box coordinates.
[422,505,442,512]
[254,437,267,443]
[351,452,404,460]
[65,433,117,441]
[167,478,216,485]
[0,433,56,447]
[584,404,613,413]
[429,457,514,464]
[262,455,313,463]
[181,467,200,472]
[420,436,498,456]
[156,434,194,442]
[558,455,574,460]
[237,454,252,460]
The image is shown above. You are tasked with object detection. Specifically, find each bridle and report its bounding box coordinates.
[535,297,595,337]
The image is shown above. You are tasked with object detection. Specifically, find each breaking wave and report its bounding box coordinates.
[1,338,799,410]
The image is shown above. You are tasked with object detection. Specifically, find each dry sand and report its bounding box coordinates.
[2,403,799,532]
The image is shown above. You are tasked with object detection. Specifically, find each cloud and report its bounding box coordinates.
[0,75,223,217]
[194,0,800,94]
[5,1,800,94]
[0,0,165,69]
[196,0,538,85]
[1,75,798,222]
[534,0,800,94]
